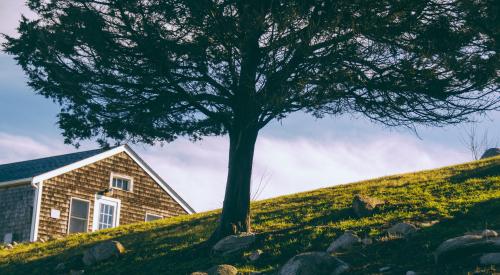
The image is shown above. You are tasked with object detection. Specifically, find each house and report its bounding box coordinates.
[0,145,194,243]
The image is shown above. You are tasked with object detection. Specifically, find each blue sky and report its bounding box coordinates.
[1,1,499,211]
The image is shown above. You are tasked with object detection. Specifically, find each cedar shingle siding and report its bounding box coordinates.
[37,152,187,240]
[0,185,34,242]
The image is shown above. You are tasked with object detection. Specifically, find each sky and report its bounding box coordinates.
[0,1,499,212]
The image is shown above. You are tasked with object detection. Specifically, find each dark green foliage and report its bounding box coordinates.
[3,0,499,144]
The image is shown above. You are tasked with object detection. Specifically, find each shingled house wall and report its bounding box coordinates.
[0,184,35,242]
[37,152,187,240]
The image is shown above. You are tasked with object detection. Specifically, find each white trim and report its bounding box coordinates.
[29,145,194,214]
[32,146,126,183]
[29,181,43,242]
[145,212,163,222]
[121,145,195,214]
[92,195,121,231]
[67,197,90,234]
[0,178,32,188]
[109,172,134,192]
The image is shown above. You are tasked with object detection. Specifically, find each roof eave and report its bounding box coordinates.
[0,177,33,188]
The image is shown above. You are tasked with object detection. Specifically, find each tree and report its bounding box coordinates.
[460,121,499,160]
[4,0,499,241]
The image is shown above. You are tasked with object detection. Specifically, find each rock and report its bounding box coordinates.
[419,220,439,228]
[190,272,207,275]
[479,253,500,265]
[54,262,66,271]
[248,249,263,262]
[278,251,349,275]
[481,148,500,159]
[69,270,84,275]
[352,195,383,217]
[212,233,256,255]
[406,271,417,275]
[379,266,391,272]
[206,264,238,275]
[482,229,498,238]
[386,222,417,237]
[434,235,500,263]
[5,244,13,250]
[12,241,18,246]
[82,241,125,266]
[327,231,361,253]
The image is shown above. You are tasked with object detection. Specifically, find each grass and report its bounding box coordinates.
[1,156,499,275]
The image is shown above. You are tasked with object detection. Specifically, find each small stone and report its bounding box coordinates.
[479,253,500,265]
[82,241,125,266]
[482,229,498,238]
[190,272,207,275]
[352,195,383,217]
[327,231,361,253]
[248,249,263,262]
[278,251,349,275]
[69,270,84,275]
[12,241,18,246]
[379,266,391,272]
[212,233,256,256]
[206,264,238,275]
[5,244,13,250]
[406,271,417,275]
[419,220,439,228]
[54,263,66,271]
[386,222,417,237]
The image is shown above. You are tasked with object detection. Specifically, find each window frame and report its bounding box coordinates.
[109,172,134,192]
[145,213,163,222]
[67,197,90,234]
[92,195,122,231]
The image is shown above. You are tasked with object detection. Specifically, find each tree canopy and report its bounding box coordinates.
[4,0,499,239]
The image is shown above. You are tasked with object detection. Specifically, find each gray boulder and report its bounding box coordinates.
[386,222,417,237]
[480,253,500,265]
[206,264,238,275]
[327,231,361,253]
[434,235,500,263]
[212,233,256,255]
[82,241,125,266]
[481,148,500,159]
[352,195,383,217]
[278,252,349,275]
[482,229,498,238]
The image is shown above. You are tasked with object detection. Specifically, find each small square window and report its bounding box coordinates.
[145,213,163,222]
[110,173,132,191]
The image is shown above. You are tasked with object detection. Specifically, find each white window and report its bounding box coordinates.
[92,195,121,231]
[68,198,90,234]
[145,213,163,222]
[109,173,133,192]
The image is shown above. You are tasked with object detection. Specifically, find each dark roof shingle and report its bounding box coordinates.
[0,148,108,183]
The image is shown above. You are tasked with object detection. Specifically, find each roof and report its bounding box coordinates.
[0,148,108,183]
[0,145,195,214]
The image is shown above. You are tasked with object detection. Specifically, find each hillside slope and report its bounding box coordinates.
[1,156,499,274]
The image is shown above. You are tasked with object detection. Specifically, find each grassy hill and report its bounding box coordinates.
[1,156,499,275]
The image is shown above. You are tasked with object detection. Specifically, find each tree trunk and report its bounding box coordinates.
[209,124,259,242]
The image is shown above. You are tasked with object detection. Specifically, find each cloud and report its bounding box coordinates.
[0,131,469,212]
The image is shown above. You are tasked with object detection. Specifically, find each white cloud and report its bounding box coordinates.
[0,131,469,212]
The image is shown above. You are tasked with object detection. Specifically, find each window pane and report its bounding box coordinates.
[146,214,162,222]
[112,177,130,191]
[69,218,87,233]
[71,200,89,219]
[98,204,115,229]
[69,199,89,233]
